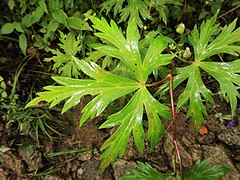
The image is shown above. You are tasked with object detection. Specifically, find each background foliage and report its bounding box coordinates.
[0,0,239,178]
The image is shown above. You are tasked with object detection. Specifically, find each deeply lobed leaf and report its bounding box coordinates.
[119,0,152,27]
[199,60,240,116]
[120,158,229,179]
[174,64,214,129]
[189,16,240,61]
[184,158,230,180]
[99,88,171,170]
[120,161,168,180]
[45,32,82,78]
[27,16,174,171]
[26,59,139,117]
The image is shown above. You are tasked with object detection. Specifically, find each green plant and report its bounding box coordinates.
[27,17,174,170]
[26,8,240,178]
[45,31,82,78]
[0,55,62,144]
[120,158,229,179]
[101,0,182,26]
[0,0,93,54]
[0,76,7,101]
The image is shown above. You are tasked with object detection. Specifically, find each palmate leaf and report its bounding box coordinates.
[100,0,125,17]
[99,88,171,169]
[189,16,240,61]
[120,159,229,179]
[120,161,170,180]
[27,17,174,170]
[174,64,214,129]
[184,158,230,180]
[101,0,151,27]
[174,60,240,129]
[199,60,240,116]
[45,32,82,78]
[26,59,139,124]
[173,16,240,129]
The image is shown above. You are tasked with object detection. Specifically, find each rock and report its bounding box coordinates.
[0,167,9,179]
[77,158,113,180]
[202,144,239,180]
[19,147,42,170]
[182,136,202,163]
[0,151,25,177]
[218,126,240,148]
[42,175,63,180]
[206,115,225,132]
[189,144,202,162]
[112,159,138,179]
[78,150,92,161]
[164,132,193,169]
[197,131,215,144]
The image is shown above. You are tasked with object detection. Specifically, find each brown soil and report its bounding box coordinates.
[0,41,239,180]
[0,92,240,180]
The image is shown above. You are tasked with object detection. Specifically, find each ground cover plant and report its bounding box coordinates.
[0,0,240,179]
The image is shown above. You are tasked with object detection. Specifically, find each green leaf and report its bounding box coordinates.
[67,17,92,31]
[153,0,182,25]
[174,60,240,129]
[120,159,229,180]
[199,60,240,116]
[26,59,139,114]
[184,158,230,180]
[142,36,174,80]
[0,145,11,153]
[39,0,48,13]
[1,23,14,34]
[45,32,82,78]
[52,9,68,27]
[100,0,124,17]
[19,33,27,56]
[21,6,45,28]
[119,0,152,27]
[27,17,173,171]
[189,16,240,61]
[120,161,172,180]
[101,0,152,27]
[8,0,14,10]
[13,22,24,33]
[90,17,173,82]
[99,88,171,170]
[175,64,214,129]
[47,20,59,32]
[90,17,141,79]
[144,88,172,150]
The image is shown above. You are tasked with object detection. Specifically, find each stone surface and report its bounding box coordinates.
[197,131,215,144]
[218,126,240,148]
[19,147,42,170]
[112,159,138,179]
[78,158,113,180]
[0,151,28,179]
[164,132,193,168]
[202,144,239,180]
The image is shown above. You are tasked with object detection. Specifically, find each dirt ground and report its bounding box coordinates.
[0,40,240,180]
[0,90,240,180]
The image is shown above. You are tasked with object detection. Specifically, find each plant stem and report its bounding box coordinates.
[169,73,183,180]
[218,5,240,19]
[145,75,169,87]
[146,58,184,179]
[168,50,192,64]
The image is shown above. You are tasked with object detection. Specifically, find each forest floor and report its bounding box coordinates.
[0,41,240,180]
[0,89,240,179]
